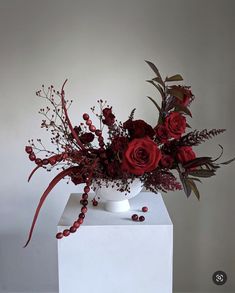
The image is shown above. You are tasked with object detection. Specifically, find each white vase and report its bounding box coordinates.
[92,178,143,212]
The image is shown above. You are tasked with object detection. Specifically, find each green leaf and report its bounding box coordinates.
[128,108,136,120]
[152,77,163,84]
[175,105,192,117]
[146,80,165,99]
[165,74,183,82]
[220,157,235,165]
[179,172,191,197]
[183,157,212,169]
[147,96,161,112]
[188,179,200,200]
[168,88,184,100]
[212,144,224,162]
[188,169,216,178]
[188,177,202,183]
[145,60,164,86]
[156,84,165,99]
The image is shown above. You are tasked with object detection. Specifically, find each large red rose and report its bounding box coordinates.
[176,146,196,164]
[121,137,161,175]
[165,112,186,139]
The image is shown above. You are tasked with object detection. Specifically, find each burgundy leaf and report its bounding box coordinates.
[60,80,85,150]
[28,165,41,182]
[24,166,80,247]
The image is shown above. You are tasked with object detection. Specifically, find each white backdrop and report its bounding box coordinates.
[0,0,234,292]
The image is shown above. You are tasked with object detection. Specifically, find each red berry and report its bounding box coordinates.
[63,229,70,237]
[86,119,92,126]
[95,130,102,136]
[56,232,63,239]
[89,125,96,132]
[35,158,42,165]
[82,193,88,200]
[42,159,49,165]
[92,199,98,206]
[139,216,145,222]
[29,153,36,161]
[79,213,85,219]
[132,214,138,221]
[70,226,77,233]
[98,136,104,142]
[78,218,83,224]
[81,207,87,213]
[25,146,33,154]
[83,113,89,120]
[142,206,148,212]
[82,199,88,206]
[73,221,80,228]
[84,186,90,193]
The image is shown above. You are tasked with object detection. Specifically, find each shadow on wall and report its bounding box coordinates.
[0,233,58,292]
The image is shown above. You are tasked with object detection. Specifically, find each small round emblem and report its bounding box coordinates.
[212,271,227,285]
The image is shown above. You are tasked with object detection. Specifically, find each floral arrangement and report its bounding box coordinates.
[24,61,234,247]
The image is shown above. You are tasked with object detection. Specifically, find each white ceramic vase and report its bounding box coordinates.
[92,178,143,212]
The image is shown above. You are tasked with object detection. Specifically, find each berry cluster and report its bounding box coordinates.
[131,206,149,222]
[82,113,105,149]
[55,113,103,240]
[24,61,234,247]
[56,184,90,239]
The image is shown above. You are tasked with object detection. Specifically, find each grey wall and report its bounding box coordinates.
[0,0,234,292]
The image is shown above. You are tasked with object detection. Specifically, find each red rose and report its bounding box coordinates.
[123,119,155,139]
[110,136,128,152]
[165,112,186,139]
[121,137,161,176]
[160,154,174,168]
[176,89,192,107]
[177,95,190,107]
[155,124,169,143]
[176,146,196,164]
[102,107,115,126]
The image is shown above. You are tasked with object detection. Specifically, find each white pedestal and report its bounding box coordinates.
[57,192,173,293]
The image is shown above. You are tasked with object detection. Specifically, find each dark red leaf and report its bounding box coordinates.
[60,80,85,150]
[24,166,80,247]
[28,165,41,182]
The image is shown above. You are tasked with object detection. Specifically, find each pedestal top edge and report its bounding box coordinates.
[58,192,172,227]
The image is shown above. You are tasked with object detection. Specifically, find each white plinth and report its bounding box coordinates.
[57,192,173,293]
